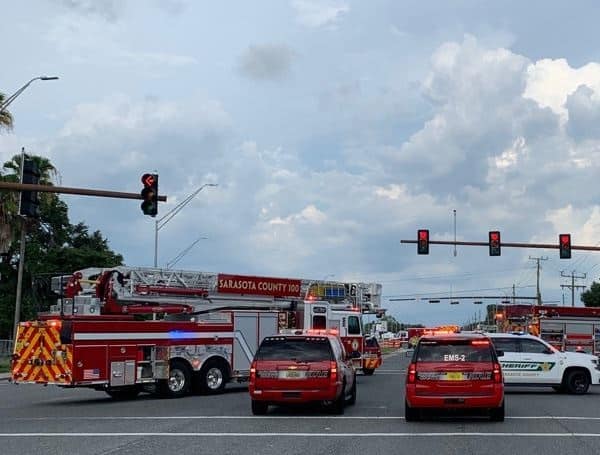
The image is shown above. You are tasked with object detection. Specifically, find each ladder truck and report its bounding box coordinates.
[11,267,382,399]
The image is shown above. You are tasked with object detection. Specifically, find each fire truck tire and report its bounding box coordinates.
[564,369,590,394]
[199,359,229,394]
[404,400,420,422]
[251,400,269,415]
[347,374,357,405]
[159,359,192,398]
[362,368,375,376]
[105,386,140,400]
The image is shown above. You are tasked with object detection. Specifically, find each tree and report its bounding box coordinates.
[0,92,13,131]
[0,153,123,338]
[581,282,600,307]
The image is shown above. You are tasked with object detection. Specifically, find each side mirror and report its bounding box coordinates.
[496,350,504,357]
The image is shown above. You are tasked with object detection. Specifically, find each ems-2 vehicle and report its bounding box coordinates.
[405,333,504,421]
[249,330,357,415]
[487,333,600,394]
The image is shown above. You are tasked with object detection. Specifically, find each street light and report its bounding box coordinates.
[166,235,208,269]
[7,76,58,342]
[1,76,59,112]
[154,183,217,267]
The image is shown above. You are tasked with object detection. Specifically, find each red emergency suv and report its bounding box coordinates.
[249,331,357,415]
[405,333,504,421]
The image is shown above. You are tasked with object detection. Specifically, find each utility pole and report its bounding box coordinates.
[529,256,548,305]
[512,284,516,305]
[12,148,26,342]
[560,270,586,307]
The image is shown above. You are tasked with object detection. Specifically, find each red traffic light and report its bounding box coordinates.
[489,231,501,256]
[142,173,155,187]
[417,229,429,255]
[559,233,571,259]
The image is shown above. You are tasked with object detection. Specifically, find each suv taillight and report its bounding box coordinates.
[407,363,417,384]
[493,363,502,383]
[330,361,338,384]
[250,361,257,382]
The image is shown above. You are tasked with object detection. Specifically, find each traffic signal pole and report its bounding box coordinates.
[0,181,167,201]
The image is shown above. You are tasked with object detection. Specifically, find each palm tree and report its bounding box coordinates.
[0,92,14,131]
[0,154,57,253]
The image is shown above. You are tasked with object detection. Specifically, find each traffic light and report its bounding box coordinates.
[417,229,429,255]
[140,173,158,217]
[19,159,40,218]
[559,233,571,259]
[489,231,501,256]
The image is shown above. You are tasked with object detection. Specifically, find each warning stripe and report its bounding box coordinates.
[13,324,72,384]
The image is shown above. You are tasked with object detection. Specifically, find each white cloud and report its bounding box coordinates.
[291,0,349,29]
[524,58,600,122]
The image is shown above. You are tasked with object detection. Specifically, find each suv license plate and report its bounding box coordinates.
[445,372,464,381]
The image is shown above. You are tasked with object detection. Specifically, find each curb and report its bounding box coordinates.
[0,373,11,382]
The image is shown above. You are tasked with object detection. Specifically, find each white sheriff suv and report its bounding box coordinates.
[487,333,600,394]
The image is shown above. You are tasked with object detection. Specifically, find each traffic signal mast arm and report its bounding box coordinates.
[0,181,167,201]
[400,239,600,252]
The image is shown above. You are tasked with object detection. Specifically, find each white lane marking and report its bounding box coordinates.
[2,432,600,437]
[9,416,600,421]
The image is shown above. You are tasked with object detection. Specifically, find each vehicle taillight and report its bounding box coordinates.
[47,320,62,330]
[330,361,338,383]
[250,361,257,382]
[407,363,417,384]
[493,363,502,383]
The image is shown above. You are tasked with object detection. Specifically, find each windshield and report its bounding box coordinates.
[255,338,334,362]
[416,339,493,362]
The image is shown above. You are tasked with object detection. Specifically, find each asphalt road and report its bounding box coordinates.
[1,351,600,455]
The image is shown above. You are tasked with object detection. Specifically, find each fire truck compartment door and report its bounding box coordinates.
[233,312,278,372]
[73,345,107,382]
[110,360,136,386]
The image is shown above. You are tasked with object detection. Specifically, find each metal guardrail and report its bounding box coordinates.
[0,340,13,358]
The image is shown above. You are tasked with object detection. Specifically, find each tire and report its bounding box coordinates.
[158,359,192,398]
[404,400,419,422]
[490,401,505,422]
[565,369,590,395]
[105,386,140,400]
[347,374,357,405]
[251,400,268,415]
[199,359,229,394]
[329,382,346,415]
[363,368,375,376]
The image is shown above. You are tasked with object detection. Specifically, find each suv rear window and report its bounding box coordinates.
[256,337,334,362]
[416,339,493,362]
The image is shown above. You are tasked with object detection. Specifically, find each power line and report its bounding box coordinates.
[560,270,586,307]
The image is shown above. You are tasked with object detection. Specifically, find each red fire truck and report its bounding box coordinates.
[11,267,382,399]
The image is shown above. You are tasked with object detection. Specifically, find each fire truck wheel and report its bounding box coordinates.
[251,400,269,415]
[199,359,229,394]
[105,386,140,400]
[362,368,375,376]
[347,374,357,405]
[159,359,192,398]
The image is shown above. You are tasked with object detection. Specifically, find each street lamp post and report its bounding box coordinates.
[6,76,59,342]
[0,76,59,113]
[166,235,208,269]
[154,183,217,267]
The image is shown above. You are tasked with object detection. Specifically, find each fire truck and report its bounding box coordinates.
[496,304,600,354]
[11,267,382,399]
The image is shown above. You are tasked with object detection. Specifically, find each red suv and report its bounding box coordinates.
[249,331,356,415]
[405,333,504,421]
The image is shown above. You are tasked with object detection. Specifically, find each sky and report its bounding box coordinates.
[3,0,600,326]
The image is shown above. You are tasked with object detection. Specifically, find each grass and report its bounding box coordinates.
[0,357,9,373]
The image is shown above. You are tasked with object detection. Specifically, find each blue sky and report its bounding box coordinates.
[3,0,600,326]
